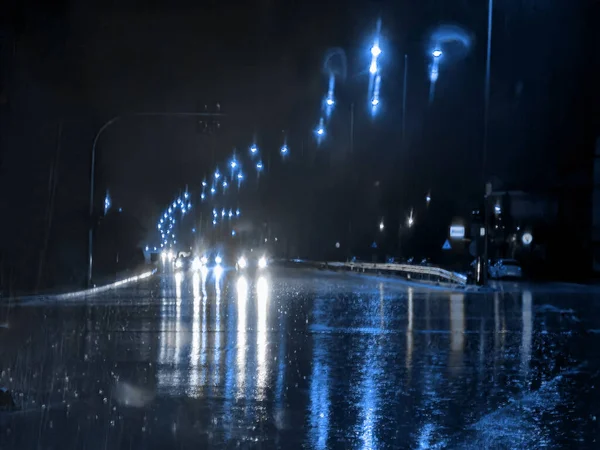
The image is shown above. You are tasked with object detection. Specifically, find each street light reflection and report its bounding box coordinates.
[449,294,465,375]
[188,272,201,395]
[521,290,532,378]
[236,276,248,399]
[406,287,414,372]
[256,276,269,401]
[214,265,222,387]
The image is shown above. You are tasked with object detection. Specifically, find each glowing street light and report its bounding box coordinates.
[201,193,206,200]
[407,209,414,228]
[202,181,207,187]
[280,144,289,155]
[426,193,431,204]
[326,97,334,106]
[256,161,263,171]
[222,180,228,188]
[210,187,216,194]
[369,61,378,75]
[230,160,237,169]
[250,144,258,154]
[371,43,382,58]
[432,48,443,58]
[215,169,221,180]
[371,98,379,106]
[379,221,384,231]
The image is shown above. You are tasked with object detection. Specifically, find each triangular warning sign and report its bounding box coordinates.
[442,239,452,250]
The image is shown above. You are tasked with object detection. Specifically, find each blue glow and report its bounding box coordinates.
[177,198,182,204]
[494,205,501,214]
[281,145,288,154]
[222,208,226,217]
[184,192,189,199]
[223,180,228,188]
[168,207,172,213]
[181,208,186,214]
[210,187,216,194]
[432,49,442,58]
[326,97,334,106]
[160,218,163,223]
[172,202,176,208]
[250,145,258,154]
[228,209,233,218]
[236,208,240,216]
[231,230,236,236]
[201,193,205,200]
[371,43,381,57]
[237,173,243,180]
[230,160,237,169]
[145,245,149,251]
[317,127,324,136]
[213,219,217,225]
[187,202,191,209]
[371,98,379,106]
[215,170,221,179]
[369,61,378,75]
[118,207,122,213]
[164,213,167,218]
[202,181,207,187]
[256,161,263,170]
[192,228,196,233]
[104,192,111,214]
[213,208,217,217]
[158,224,161,229]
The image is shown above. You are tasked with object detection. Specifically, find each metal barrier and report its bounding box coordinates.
[325,261,467,286]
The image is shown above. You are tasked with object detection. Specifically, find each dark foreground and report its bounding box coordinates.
[1,267,600,449]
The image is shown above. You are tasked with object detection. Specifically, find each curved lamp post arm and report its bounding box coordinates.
[86,111,225,287]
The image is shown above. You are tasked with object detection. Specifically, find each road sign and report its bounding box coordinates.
[450,225,465,239]
[442,239,452,250]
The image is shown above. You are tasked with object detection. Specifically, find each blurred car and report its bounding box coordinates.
[236,254,269,271]
[174,255,193,271]
[488,259,523,279]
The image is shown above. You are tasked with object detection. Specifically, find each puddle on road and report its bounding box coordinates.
[0,271,599,448]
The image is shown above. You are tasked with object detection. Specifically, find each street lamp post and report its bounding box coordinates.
[87,111,224,287]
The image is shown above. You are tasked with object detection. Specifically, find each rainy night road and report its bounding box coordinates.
[1,267,600,449]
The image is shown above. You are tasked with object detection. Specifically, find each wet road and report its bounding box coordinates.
[1,267,600,449]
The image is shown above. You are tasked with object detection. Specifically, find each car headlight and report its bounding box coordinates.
[258,256,267,269]
[237,256,247,269]
[191,256,201,271]
[200,255,208,265]
[215,255,222,265]
[175,259,183,269]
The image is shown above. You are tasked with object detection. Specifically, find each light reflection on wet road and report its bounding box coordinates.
[1,267,600,448]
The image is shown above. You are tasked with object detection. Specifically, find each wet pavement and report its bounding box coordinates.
[1,267,600,449]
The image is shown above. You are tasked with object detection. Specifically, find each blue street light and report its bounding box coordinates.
[371,43,382,57]
[432,48,442,58]
[250,144,258,154]
[236,208,240,216]
[371,98,379,106]
[213,219,217,225]
[256,161,263,170]
[210,187,216,194]
[221,208,226,217]
[222,180,228,188]
[215,170,221,179]
[237,172,243,180]
[281,145,289,155]
[163,213,167,218]
[202,181,207,187]
[184,192,189,199]
[228,209,233,218]
[326,97,334,106]
[230,160,237,169]
[201,193,206,200]
[172,202,176,208]
[213,208,217,217]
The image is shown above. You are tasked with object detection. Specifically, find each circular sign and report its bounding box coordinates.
[522,232,533,245]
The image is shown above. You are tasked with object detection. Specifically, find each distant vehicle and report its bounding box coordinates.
[488,259,523,279]
[236,253,268,271]
[174,255,193,271]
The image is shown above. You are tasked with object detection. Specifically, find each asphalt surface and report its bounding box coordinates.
[1,266,600,449]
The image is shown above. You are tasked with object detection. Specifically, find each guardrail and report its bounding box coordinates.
[324,261,468,286]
